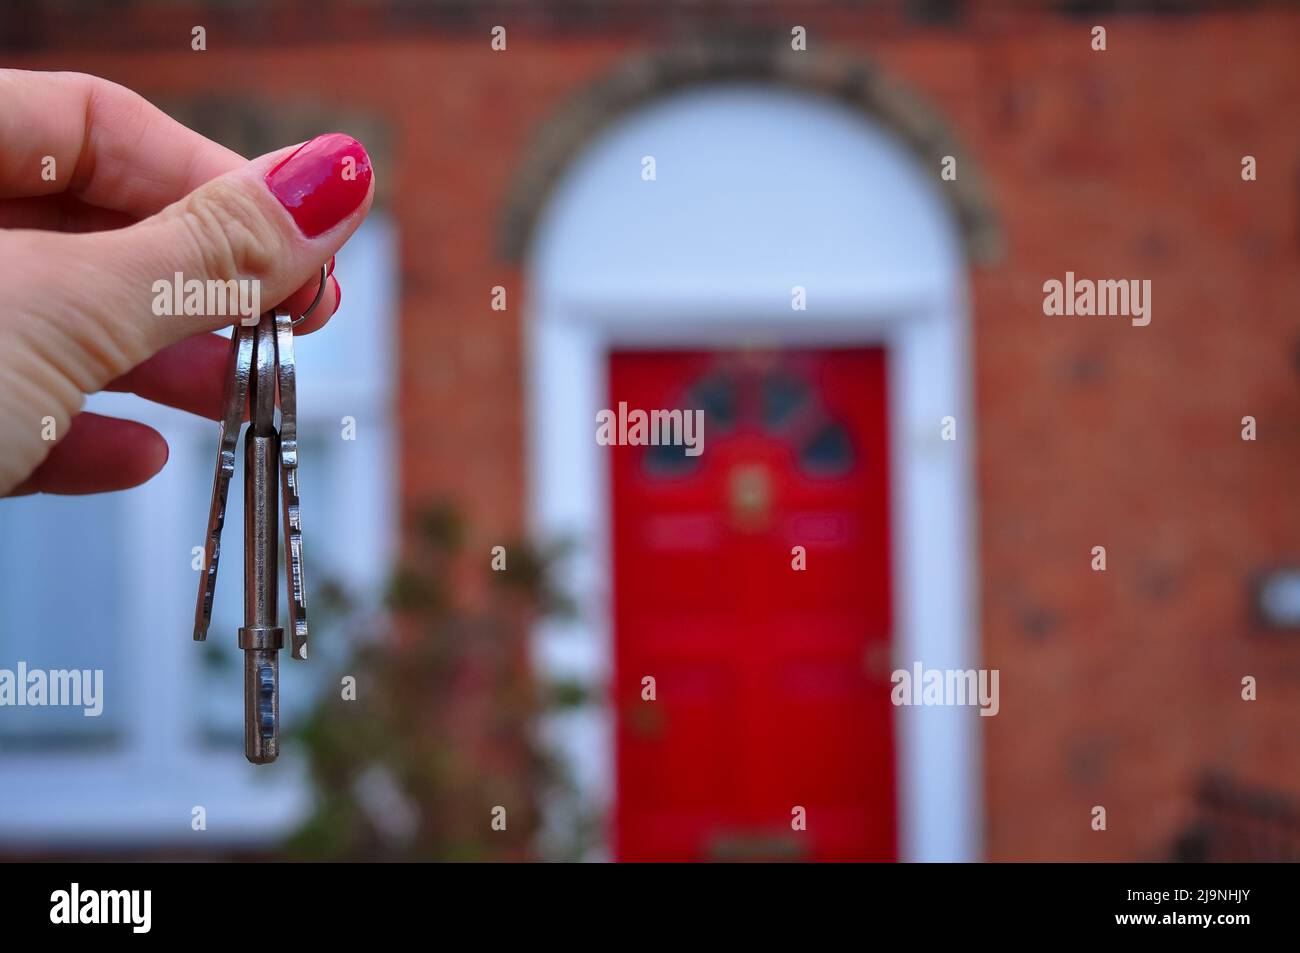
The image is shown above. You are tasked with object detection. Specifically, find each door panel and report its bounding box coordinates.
[610,348,896,861]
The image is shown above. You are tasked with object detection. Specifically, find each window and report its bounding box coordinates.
[0,217,396,849]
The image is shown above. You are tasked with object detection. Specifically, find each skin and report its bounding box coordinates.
[0,69,374,496]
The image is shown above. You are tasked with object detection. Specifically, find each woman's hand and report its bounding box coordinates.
[0,69,374,496]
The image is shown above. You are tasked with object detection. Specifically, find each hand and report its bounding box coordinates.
[0,69,375,496]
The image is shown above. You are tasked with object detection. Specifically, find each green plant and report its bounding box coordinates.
[284,501,579,861]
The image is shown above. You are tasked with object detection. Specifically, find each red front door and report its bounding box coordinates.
[609,348,896,861]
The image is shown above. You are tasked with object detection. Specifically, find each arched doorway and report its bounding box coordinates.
[525,81,981,861]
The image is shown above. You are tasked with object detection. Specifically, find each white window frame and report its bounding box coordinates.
[0,218,397,850]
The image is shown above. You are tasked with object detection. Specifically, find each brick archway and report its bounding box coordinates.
[498,36,1001,264]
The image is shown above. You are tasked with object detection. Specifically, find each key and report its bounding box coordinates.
[274,311,309,661]
[240,313,283,764]
[193,324,254,642]
[193,266,326,764]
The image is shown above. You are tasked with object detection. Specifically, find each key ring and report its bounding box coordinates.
[290,263,329,328]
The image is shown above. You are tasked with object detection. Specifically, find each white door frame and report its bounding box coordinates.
[524,87,982,862]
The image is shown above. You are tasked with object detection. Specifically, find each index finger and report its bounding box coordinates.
[0,69,243,216]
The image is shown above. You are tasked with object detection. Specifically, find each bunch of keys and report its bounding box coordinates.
[193,266,325,764]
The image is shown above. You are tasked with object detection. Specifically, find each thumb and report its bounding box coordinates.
[74,133,373,359]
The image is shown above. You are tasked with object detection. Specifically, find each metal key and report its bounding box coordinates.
[274,311,309,662]
[193,324,253,642]
[240,315,283,763]
[193,267,325,764]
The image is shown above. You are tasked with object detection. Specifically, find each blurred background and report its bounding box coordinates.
[1,0,1299,862]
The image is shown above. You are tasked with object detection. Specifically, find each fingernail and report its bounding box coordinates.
[265,134,372,238]
[331,276,342,311]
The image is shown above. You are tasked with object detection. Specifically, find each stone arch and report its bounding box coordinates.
[498,35,1001,264]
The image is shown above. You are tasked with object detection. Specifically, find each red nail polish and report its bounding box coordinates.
[331,276,342,310]
[265,134,371,238]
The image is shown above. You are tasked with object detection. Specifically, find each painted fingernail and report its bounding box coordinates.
[265,134,372,238]
[332,276,342,311]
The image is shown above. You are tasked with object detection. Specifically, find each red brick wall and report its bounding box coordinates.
[946,14,1300,860]
[10,6,1300,860]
